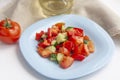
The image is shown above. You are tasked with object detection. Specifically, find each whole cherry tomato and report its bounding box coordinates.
[0,18,21,44]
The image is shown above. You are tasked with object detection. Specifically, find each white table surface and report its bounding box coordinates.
[0,0,120,80]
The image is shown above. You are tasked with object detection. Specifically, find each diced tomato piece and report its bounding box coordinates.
[69,36,77,44]
[55,22,65,30]
[47,36,56,43]
[75,36,83,44]
[67,30,74,37]
[83,35,95,53]
[67,27,83,37]
[37,46,44,53]
[69,36,82,46]
[51,29,58,36]
[81,44,90,56]
[48,27,59,38]
[37,46,52,58]
[47,28,52,38]
[73,43,89,56]
[38,39,50,48]
[71,53,85,61]
[58,47,71,56]
[38,49,52,58]
[56,43,63,50]
[87,40,95,53]
[35,31,44,41]
[73,44,83,54]
[84,35,90,40]
[74,28,84,37]
[51,25,59,36]
[59,56,74,69]
[63,41,73,51]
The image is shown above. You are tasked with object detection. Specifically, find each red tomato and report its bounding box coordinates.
[59,56,74,69]
[38,39,50,48]
[47,28,52,38]
[69,36,79,46]
[37,46,44,53]
[66,29,74,37]
[37,46,52,58]
[71,53,85,61]
[74,28,84,37]
[74,43,89,56]
[58,47,70,56]
[63,41,73,51]
[47,26,60,38]
[51,25,59,36]
[84,35,90,40]
[51,28,58,36]
[55,22,65,30]
[35,31,44,41]
[69,36,76,43]
[87,40,95,53]
[81,44,90,56]
[0,18,21,44]
[73,44,83,54]
[47,36,56,43]
[56,43,63,50]
[69,36,83,46]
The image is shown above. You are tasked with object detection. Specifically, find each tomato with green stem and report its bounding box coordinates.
[0,18,21,44]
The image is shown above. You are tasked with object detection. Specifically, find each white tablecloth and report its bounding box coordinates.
[0,0,120,80]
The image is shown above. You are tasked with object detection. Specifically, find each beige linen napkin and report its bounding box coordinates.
[0,0,120,38]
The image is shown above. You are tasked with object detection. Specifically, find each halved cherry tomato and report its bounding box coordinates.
[0,18,21,44]
[35,31,44,41]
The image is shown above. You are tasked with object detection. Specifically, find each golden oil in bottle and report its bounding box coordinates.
[39,0,73,17]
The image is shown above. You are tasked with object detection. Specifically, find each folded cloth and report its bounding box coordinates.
[72,0,120,37]
[0,0,120,38]
[0,0,16,13]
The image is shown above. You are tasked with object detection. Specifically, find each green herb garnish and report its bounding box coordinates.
[50,53,57,61]
[84,40,89,44]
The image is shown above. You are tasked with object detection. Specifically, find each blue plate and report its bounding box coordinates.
[19,14,115,80]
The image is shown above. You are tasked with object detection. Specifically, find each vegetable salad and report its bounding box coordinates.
[35,22,95,69]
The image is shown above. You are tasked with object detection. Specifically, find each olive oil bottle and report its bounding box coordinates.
[39,0,73,17]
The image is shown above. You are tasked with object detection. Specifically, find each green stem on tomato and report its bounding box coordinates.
[4,18,11,28]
